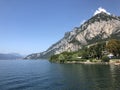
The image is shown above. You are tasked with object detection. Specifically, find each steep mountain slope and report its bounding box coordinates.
[25,9,120,59]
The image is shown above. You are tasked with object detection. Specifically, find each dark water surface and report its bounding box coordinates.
[0,60,120,90]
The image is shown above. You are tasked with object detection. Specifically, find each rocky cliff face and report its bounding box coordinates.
[25,9,120,59]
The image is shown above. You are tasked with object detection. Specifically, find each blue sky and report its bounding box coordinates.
[0,0,120,55]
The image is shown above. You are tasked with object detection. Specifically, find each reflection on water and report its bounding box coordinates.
[0,60,120,90]
[110,65,120,90]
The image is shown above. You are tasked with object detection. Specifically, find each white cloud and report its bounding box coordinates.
[80,20,86,25]
[93,7,111,16]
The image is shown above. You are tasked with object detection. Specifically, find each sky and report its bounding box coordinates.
[0,0,120,55]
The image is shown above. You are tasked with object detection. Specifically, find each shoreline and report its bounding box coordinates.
[64,60,120,65]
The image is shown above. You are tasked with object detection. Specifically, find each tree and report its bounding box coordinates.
[88,42,106,59]
[50,54,59,62]
[58,54,65,63]
[58,54,65,60]
[95,42,106,59]
[106,39,120,56]
[102,55,110,62]
[81,51,89,59]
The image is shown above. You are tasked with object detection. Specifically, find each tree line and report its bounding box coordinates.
[50,39,120,63]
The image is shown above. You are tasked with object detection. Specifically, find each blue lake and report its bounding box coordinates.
[0,60,120,90]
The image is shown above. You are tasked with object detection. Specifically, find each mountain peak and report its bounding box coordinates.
[93,7,111,16]
[25,8,120,59]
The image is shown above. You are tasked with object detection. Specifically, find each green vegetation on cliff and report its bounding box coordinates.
[50,39,120,63]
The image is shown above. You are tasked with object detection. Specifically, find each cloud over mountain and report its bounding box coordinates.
[25,8,120,59]
[94,7,111,16]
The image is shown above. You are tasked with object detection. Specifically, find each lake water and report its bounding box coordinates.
[0,60,120,90]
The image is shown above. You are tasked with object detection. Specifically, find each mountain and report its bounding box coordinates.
[0,53,23,60]
[25,8,120,59]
